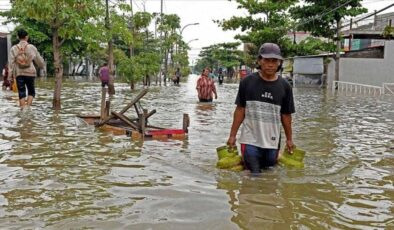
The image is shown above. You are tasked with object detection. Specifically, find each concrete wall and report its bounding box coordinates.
[328,40,394,87]
[293,57,325,87]
[294,57,324,74]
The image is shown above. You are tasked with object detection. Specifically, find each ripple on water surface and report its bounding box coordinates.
[0,79,392,229]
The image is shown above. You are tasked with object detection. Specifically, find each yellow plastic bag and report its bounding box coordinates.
[278,147,306,169]
[12,80,17,93]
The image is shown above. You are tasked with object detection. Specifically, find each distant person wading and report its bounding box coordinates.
[196,67,218,102]
[99,63,110,88]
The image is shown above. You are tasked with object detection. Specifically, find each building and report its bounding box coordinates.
[0,32,11,75]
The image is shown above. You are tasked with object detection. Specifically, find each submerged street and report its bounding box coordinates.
[0,75,393,229]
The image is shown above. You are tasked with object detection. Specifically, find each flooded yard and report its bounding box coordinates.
[0,75,393,229]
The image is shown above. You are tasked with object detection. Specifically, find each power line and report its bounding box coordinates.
[295,0,353,29]
[340,3,394,29]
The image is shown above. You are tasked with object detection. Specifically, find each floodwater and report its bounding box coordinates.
[0,75,393,230]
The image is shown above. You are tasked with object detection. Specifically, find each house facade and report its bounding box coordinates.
[327,40,394,87]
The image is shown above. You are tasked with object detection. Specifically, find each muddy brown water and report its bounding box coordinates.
[0,75,393,229]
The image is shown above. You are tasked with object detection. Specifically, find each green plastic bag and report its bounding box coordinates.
[216,155,242,169]
[229,164,244,172]
[216,145,238,160]
[216,145,244,171]
[278,147,306,168]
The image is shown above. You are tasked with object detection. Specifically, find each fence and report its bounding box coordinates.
[383,83,394,95]
[332,81,383,95]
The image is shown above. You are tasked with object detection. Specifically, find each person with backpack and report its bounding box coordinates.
[8,28,44,110]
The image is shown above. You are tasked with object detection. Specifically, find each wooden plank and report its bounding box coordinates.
[139,114,145,139]
[130,130,143,140]
[96,89,148,127]
[183,113,190,133]
[100,87,107,120]
[100,124,126,135]
[134,104,140,116]
[146,109,156,119]
[77,114,101,119]
[111,111,139,130]
[146,124,165,130]
[105,100,110,117]
[130,109,156,122]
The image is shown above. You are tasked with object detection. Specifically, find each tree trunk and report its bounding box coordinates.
[108,41,116,95]
[85,57,90,77]
[164,49,168,86]
[52,28,63,110]
[105,0,115,95]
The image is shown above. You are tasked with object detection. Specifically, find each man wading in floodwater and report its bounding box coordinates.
[8,28,44,110]
[227,43,295,174]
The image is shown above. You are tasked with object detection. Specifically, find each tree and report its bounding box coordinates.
[157,14,181,86]
[290,0,366,38]
[286,37,336,57]
[195,42,243,78]
[290,0,367,82]
[217,0,298,58]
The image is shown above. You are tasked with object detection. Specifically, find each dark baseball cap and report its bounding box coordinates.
[258,43,283,60]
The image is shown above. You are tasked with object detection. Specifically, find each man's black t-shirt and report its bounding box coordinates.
[235,72,295,149]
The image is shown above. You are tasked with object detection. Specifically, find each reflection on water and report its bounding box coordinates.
[0,76,393,229]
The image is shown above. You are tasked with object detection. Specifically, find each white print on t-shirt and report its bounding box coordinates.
[261,91,273,100]
[239,100,281,149]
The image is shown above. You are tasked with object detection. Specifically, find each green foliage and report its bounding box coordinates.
[9,0,103,38]
[3,0,105,76]
[133,12,153,29]
[286,37,336,56]
[195,42,243,73]
[217,0,298,58]
[158,14,181,33]
[290,0,367,38]
[382,25,394,39]
[117,50,160,83]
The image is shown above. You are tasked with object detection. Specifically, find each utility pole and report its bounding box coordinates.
[129,0,134,57]
[334,18,341,89]
[334,1,341,89]
[160,0,166,86]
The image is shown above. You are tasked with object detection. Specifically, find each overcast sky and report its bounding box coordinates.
[1,0,394,62]
[136,0,394,63]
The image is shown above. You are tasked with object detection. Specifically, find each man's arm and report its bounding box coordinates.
[8,47,15,80]
[196,78,201,89]
[227,105,245,147]
[281,113,294,153]
[212,80,217,99]
[196,78,201,98]
[32,46,45,69]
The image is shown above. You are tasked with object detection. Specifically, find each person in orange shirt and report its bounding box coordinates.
[196,67,218,102]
